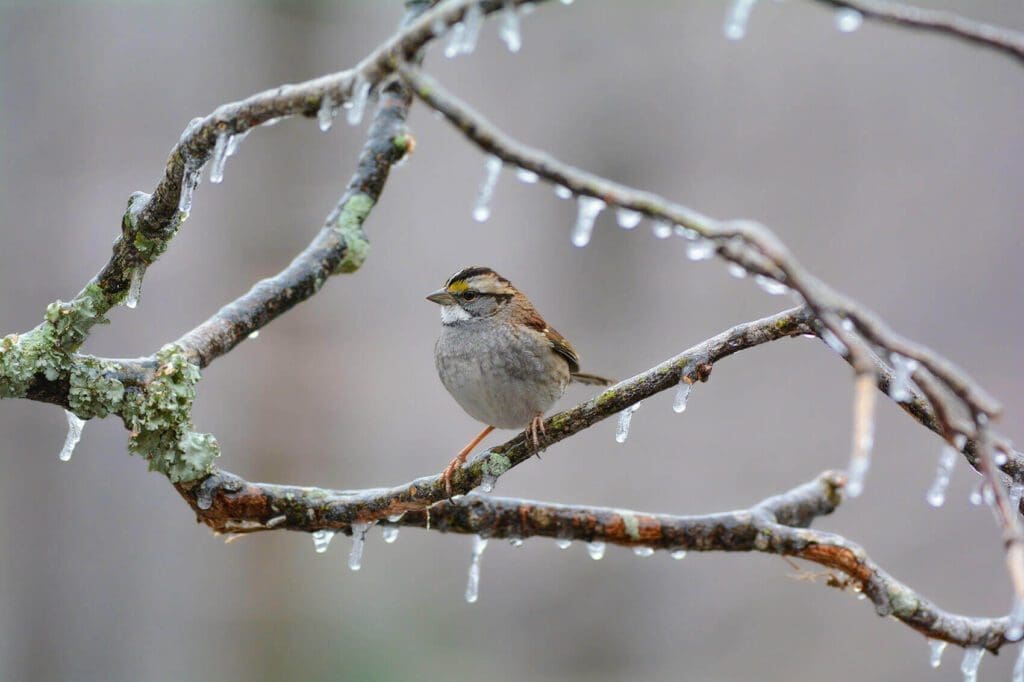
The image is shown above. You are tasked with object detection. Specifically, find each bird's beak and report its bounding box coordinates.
[426,288,456,305]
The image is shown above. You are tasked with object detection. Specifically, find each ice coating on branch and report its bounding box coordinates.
[515,168,539,184]
[209,132,230,183]
[556,539,572,550]
[318,94,335,131]
[346,75,370,126]
[554,185,573,199]
[59,410,86,462]
[835,8,864,33]
[1008,597,1024,641]
[387,513,405,523]
[474,155,502,222]
[686,239,715,261]
[926,445,957,507]
[312,530,335,554]
[888,353,920,403]
[125,265,146,309]
[444,19,467,58]
[465,535,488,603]
[587,541,606,560]
[754,274,788,295]
[498,1,522,53]
[248,330,259,339]
[673,381,691,413]
[615,208,642,229]
[615,403,640,444]
[820,329,847,356]
[348,522,371,571]
[381,525,400,544]
[480,473,496,493]
[724,0,758,40]
[633,546,654,557]
[671,550,687,560]
[652,220,673,239]
[960,647,983,682]
[572,196,605,247]
[928,639,946,668]
[1010,484,1024,511]
[178,160,201,215]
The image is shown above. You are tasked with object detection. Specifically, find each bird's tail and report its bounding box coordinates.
[571,372,615,387]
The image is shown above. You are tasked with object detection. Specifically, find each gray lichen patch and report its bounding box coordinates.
[329,193,373,274]
[68,357,125,419]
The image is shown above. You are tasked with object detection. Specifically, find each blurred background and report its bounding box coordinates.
[1,1,1022,680]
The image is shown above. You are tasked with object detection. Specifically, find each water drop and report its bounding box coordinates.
[556,539,572,550]
[178,160,201,215]
[312,530,335,554]
[615,208,642,229]
[125,265,145,309]
[59,410,85,462]
[754,274,788,295]
[633,546,654,557]
[888,353,920,403]
[382,525,400,544]
[928,639,946,668]
[554,184,573,199]
[317,94,335,131]
[670,550,687,560]
[651,220,673,239]
[673,381,692,413]
[348,522,371,571]
[465,535,488,603]
[346,76,371,126]
[560,0,574,4]
[509,538,524,548]
[724,0,758,40]
[572,196,606,247]
[960,647,983,682]
[686,238,715,261]
[615,403,640,444]
[835,8,863,33]
[248,330,259,339]
[727,262,747,279]
[969,484,984,506]
[498,0,522,53]
[515,168,539,183]
[209,132,230,184]
[926,445,957,507]
[996,452,1009,466]
[587,541,606,560]
[473,155,502,222]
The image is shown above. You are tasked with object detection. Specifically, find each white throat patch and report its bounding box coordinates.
[440,305,472,324]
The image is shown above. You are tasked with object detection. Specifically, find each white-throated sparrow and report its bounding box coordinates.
[427,266,612,494]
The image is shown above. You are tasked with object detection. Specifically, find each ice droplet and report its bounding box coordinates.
[652,220,673,239]
[1008,597,1024,641]
[473,155,502,222]
[633,546,654,557]
[209,132,230,184]
[960,647,983,682]
[671,550,687,560]
[178,159,201,215]
[556,539,572,550]
[572,196,606,247]
[888,353,920,403]
[926,445,957,507]
[673,381,692,413]
[727,262,748,279]
[381,525,400,544]
[348,522,371,571]
[1014,645,1024,682]
[312,530,335,554]
[248,330,259,339]
[515,168,539,183]
[59,410,85,462]
[615,208,642,229]
[125,265,146,309]
[686,238,715,261]
[754,274,788,295]
[928,639,947,668]
[996,451,1009,466]
[835,8,864,33]
[509,537,524,548]
[498,1,522,53]
[318,94,335,131]
[969,484,984,506]
[554,184,573,199]
[724,0,758,40]
[465,535,488,603]
[480,473,496,493]
[346,76,371,126]
[587,541,606,560]
[615,403,640,444]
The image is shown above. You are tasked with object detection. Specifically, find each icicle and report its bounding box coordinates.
[846,373,876,498]
[248,330,259,339]
[927,639,947,668]
[834,8,864,33]
[960,647,983,682]
[125,265,145,309]
[686,238,715,261]
[615,403,640,444]
[498,1,522,53]
[572,196,606,247]
[1014,645,1024,682]
[318,94,335,131]
[724,0,758,41]
[226,129,249,156]
[178,159,201,215]
[673,380,692,413]
[515,168,539,184]
[1011,484,1024,510]
[59,410,85,462]
[926,445,957,507]
[633,546,654,557]
[312,530,335,554]
[587,541,606,560]
[465,535,488,603]
[208,132,230,184]
[387,513,405,523]
[888,354,920,403]
[969,483,984,506]
[480,473,496,493]
[616,208,642,229]
[459,3,484,55]
[671,550,687,560]
[754,274,787,295]
[346,75,370,126]
[820,329,847,356]
[1009,597,1024,641]
[348,522,370,571]
[727,262,747,279]
[381,525,400,544]
[444,20,467,58]
[560,0,574,4]
[556,539,572,550]
[473,155,502,222]
[509,538,524,548]
[554,184,573,199]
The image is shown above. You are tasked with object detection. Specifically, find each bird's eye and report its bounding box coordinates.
[462,291,477,301]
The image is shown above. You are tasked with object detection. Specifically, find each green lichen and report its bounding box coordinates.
[621,512,641,540]
[483,452,511,478]
[122,344,219,483]
[329,193,373,274]
[68,357,125,419]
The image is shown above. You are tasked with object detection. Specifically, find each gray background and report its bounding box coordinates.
[1,1,1022,680]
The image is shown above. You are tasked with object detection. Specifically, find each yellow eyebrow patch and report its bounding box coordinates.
[447,280,470,294]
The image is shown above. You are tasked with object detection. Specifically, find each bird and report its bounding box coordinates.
[427,266,613,495]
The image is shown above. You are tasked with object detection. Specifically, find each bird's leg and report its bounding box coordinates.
[442,425,495,497]
[528,413,548,457]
